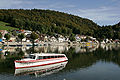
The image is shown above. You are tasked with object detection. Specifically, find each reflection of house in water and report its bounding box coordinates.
[87,44,99,52]
[74,44,99,53]
[75,47,86,53]
[1,45,99,58]
[0,30,8,40]
[1,46,70,58]
[57,46,69,53]
[48,46,69,53]
[31,46,69,53]
[1,47,30,56]
[33,46,49,53]
[100,44,119,51]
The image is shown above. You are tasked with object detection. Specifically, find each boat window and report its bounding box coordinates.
[37,56,43,60]
[51,56,54,58]
[48,56,51,58]
[59,55,64,58]
[55,56,58,58]
[29,55,36,59]
[58,56,60,58]
[61,55,65,57]
[43,56,48,59]
[40,55,65,59]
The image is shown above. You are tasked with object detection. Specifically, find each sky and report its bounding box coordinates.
[0,0,120,26]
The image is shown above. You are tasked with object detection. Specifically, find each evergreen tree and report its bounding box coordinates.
[30,32,39,47]
[69,34,75,41]
[4,33,10,46]
[18,33,25,45]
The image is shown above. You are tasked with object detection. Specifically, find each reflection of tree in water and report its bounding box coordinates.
[63,47,97,71]
[93,47,120,66]
[0,46,120,74]
[0,48,25,74]
[26,46,62,53]
[63,47,120,71]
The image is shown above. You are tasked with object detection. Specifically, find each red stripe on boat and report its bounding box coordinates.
[15,57,66,63]
[15,60,67,69]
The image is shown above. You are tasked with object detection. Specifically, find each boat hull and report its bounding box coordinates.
[15,61,68,76]
[15,58,68,69]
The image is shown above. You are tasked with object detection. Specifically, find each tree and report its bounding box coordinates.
[0,32,2,39]
[18,33,25,45]
[117,32,120,39]
[30,32,39,47]
[4,33,10,46]
[69,34,75,41]
[0,9,99,37]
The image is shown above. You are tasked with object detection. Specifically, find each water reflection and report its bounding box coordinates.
[1,44,120,56]
[0,44,120,79]
[100,44,120,51]
[15,61,68,77]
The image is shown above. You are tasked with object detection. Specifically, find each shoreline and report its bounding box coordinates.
[0,41,120,47]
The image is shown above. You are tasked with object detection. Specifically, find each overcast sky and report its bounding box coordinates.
[0,0,120,25]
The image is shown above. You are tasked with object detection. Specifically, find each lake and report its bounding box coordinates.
[0,44,120,80]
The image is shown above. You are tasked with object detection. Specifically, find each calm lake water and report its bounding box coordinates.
[0,44,120,80]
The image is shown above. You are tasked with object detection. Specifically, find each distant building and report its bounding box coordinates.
[80,35,87,39]
[9,37,16,42]
[49,36,57,42]
[65,36,69,42]
[58,36,65,42]
[0,30,8,40]
[39,34,48,42]
[75,34,81,42]
[23,30,32,36]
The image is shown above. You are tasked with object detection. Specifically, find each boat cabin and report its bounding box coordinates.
[24,53,66,60]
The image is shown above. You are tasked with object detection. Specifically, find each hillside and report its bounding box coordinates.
[95,22,120,39]
[0,9,119,39]
[0,21,18,31]
[0,9,99,36]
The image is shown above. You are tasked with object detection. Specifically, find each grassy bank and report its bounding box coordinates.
[0,21,18,31]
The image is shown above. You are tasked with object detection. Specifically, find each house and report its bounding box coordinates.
[39,34,49,42]
[23,30,32,36]
[49,36,57,42]
[88,36,96,40]
[44,35,49,42]
[65,36,69,42]
[0,30,8,39]
[15,30,24,34]
[80,35,87,39]
[114,39,120,44]
[9,37,16,42]
[22,37,27,42]
[75,35,81,42]
[58,36,65,42]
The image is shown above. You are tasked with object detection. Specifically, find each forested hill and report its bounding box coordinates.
[95,22,120,39]
[0,9,99,36]
[0,9,119,39]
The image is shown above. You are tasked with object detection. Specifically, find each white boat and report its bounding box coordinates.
[15,61,68,77]
[14,53,68,69]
